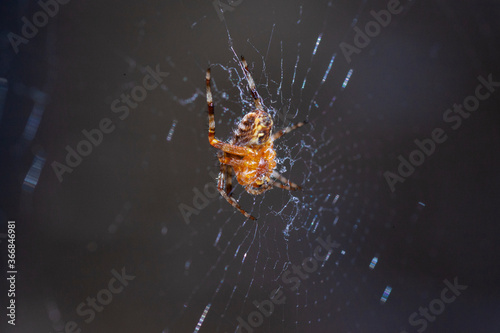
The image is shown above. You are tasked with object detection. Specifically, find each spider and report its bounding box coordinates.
[206,56,307,220]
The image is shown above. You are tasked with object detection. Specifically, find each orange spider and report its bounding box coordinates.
[206,56,307,220]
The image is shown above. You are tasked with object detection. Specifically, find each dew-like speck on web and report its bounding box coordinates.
[301,68,311,90]
[283,223,291,238]
[234,244,242,257]
[193,303,211,333]
[22,89,47,142]
[341,68,354,90]
[333,194,340,204]
[291,51,300,87]
[309,215,319,232]
[166,119,178,142]
[380,286,392,304]
[329,95,337,108]
[313,33,323,56]
[418,202,426,207]
[214,228,222,247]
[322,54,336,83]
[321,249,333,268]
[22,151,46,193]
[351,17,359,27]
[177,91,200,106]
[221,92,229,100]
[369,256,378,269]
[296,5,302,24]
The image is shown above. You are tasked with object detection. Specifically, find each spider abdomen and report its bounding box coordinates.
[231,142,276,192]
[232,111,273,147]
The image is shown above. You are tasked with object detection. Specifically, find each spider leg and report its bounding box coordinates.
[245,184,273,196]
[271,171,301,191]
[218,163,256,220]
[206,68,253,156]
[225,163,235,197]
[217,152,234,196]
[240,56,263,110]
[218,155,242,168]
[272,120,308,141]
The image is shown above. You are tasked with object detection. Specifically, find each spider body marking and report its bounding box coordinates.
[206,56,307,220]
[229,110,276,188]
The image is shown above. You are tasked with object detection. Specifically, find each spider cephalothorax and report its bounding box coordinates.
[206,56,306,220]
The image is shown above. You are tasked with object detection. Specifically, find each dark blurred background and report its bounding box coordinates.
[1,0,500,332]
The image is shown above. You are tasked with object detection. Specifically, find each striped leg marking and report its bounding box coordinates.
[272,120,308,141]
[271,171,301,191]
[218,164,256,220]
[240,56,263,110]
[206,68,252,156]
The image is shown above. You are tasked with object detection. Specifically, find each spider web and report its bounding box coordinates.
[164,1,419,332]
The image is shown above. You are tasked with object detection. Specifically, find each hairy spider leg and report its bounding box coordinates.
[240,56,263,111]
[245,184,273,196]
[272,120,308,141]
[206,68,253,156]
[217,152,234,196]
[271,171,301,191]
[225,161,235,196]
[218,163,256,220]
[218,155,250,169]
